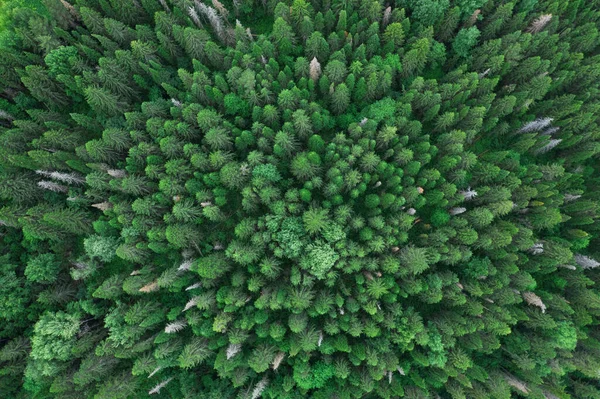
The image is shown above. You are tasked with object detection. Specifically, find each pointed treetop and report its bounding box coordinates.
[310,57,321,81]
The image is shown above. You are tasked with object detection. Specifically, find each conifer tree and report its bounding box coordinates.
[1,0,600,398]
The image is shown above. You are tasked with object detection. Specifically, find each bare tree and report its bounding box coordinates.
[518,118,553,133]
[575,254,600,269]
[460,187,478,201]
[528,14,552,33]
[38,180,68,193]
[149,377,173,395]
[165,320,187,333]
[272,352,285,370]
[523,291,546,313]
[226,343,241,359]
[382,7,392,27]
[251,377,268,399]
[310,57,321,81]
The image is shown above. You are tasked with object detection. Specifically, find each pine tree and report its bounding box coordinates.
[331,83,350,114]
[1,1,600,398]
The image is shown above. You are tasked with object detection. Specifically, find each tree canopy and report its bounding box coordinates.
[1,0,600,398]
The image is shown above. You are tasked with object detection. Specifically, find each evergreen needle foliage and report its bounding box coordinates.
[0,0,600,398]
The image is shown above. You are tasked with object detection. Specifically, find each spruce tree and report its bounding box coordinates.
[1,0,600,398]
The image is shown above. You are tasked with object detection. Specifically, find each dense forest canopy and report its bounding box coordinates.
[1,0,600,398]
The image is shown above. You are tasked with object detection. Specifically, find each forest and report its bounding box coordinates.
[0,0,600,398]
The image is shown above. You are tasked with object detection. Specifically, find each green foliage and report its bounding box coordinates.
[430,208,450,226]
[294,361,335,389]
[303,207,329,235]
[0,255,29,321]
[383,23,405,50]
[223,93,250,116]
[30,311,80,363]
[253,164,282,182]
[399,246,430,275]
[452,27,481,58]
[273,216,306,258]
[411,0,450,26]
[25,253,61,283]
[1,0,600,398]
[84,235,119,263]
[364,194,380,209]
[300,241,339,279]
[44,46,77,77]
[331,83,350,114]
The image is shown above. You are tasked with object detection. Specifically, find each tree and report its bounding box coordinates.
[303,207,329,235]
[452,27,480,58]
[291,152,320,180]
[411,0,450,26]
[178,337,210,368]
[398,246,430,276]
[272,17,296,55]
[306,32,330,60]
[84,235,119,263]
[248,344,276,373]
[331,83,350,114]
[402,38,431,78]
[2,0,600,398]
[30,311,80,365]
[309,57,321,81]
[84,86,123,116]
[324,60,347,84]
[383,23,405,51]
[20,65,70,109]
[0,255,30,322]
[300,241,339,279]
[25,253,61,283]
